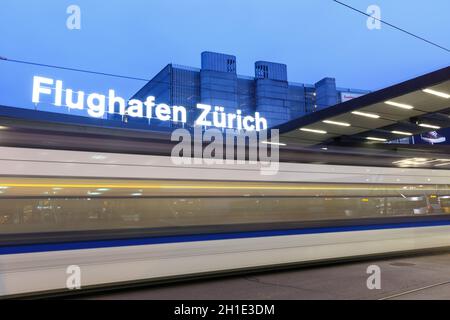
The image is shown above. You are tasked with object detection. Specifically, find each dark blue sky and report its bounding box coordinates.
[0,0,448,113]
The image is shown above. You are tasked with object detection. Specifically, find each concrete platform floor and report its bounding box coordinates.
[85,251,450,300]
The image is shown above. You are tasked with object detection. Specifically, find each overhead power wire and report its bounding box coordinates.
[0,56,150,82]
[333,0,450,53]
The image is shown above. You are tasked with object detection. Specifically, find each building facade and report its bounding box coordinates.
[127,51,369,131]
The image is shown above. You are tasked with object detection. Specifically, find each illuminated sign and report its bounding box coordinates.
[340,92,364,102]
[31,76,268,131]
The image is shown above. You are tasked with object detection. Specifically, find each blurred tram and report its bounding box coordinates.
[1,143,450,297]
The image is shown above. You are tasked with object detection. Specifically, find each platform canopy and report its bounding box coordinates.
[276,66,450,146]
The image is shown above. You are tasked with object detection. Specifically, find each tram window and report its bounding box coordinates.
[0,195,444,234]
[385,196,430,215]
[439,196,450,213]
[0,178,447,234]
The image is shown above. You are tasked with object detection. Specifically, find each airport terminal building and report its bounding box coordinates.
[127,51,369,130]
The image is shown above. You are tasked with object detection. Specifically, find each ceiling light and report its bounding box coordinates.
[385,101,414,110]
[435,162,450,167]
[393,157,445,167]
[261,141,287,146]
[351,111,380,119]
[366,137,387,142]
[323,120,351,127]
[423,88,450,99]
[434,162,450,167]
[419,123,441,129]
[391,130,412,136]
[300,128,327,134]
[131,193,143,196]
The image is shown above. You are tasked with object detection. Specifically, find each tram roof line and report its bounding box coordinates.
[276,66,450,146]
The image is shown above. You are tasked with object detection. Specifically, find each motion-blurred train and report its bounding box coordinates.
[1,141,450,298]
